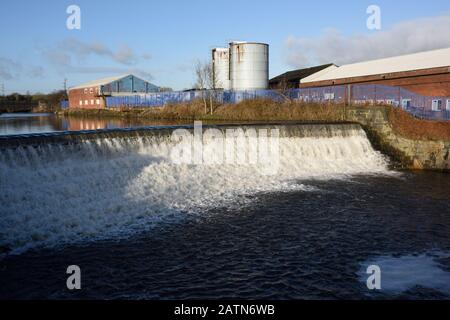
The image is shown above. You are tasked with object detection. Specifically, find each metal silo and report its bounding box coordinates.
[229,41,269,90]
[212,48,231,90]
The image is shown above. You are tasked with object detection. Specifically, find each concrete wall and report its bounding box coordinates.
[346,106,450,171]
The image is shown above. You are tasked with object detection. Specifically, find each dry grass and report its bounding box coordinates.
[387,107,450,141]
[212,99,346,122]
[154,98,347,122]
[60,99,450,141]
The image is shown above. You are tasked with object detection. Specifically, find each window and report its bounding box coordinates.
[96,99,100,105]
[85,100,88,105]
[401,99,411,109]
[89,88,94,94]
[91,99,94,105]
[324,93,334,100]
[79,100,83,106]
[431,99,442,111]
[84,88,88,94]
[446,99,450,111]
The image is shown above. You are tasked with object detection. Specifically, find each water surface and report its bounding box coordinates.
[0,112,189,135]
[0,122,448,300]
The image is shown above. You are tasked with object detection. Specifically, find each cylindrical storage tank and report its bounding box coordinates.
[229,42,269,90]
[212,48,231,90]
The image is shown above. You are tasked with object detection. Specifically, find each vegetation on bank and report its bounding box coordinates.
[0,91,66,112]
[387,107,450,141]
[59,98,450,141]
[60,99,348,122]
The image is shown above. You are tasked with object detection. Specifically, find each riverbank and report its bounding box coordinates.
[59,99,347,122]
[59,99,450,138]
[49,100,450,171]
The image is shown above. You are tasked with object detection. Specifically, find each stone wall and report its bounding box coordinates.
[346,106,450,171]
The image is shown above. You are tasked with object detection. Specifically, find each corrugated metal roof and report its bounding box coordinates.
[69,74,133,90]
[301,47,450,83]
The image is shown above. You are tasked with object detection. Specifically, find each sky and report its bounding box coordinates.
[0,0,450,94]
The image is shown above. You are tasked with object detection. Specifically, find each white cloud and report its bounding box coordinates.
[41,39,153,80]
[65,66,153,80]
[285,15,450,68]
[0,57,22,80]
[44,38,151,66]
[0,57,44,80]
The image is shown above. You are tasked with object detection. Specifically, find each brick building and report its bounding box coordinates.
[300,47,450,97]
[68,74,159,109]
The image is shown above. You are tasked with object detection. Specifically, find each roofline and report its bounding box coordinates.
[69,73,156,91]
[229,41,269,46]
[299,66,450,87]
[269,64,337,82]
[301,47,450,84]
[337,47,450,69]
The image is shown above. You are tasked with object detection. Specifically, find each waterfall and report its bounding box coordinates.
[0,124,391,254]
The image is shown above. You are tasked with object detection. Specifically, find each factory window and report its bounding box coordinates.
[324,93,334,100]
[401,99,411,110]
[431,99,442,111]
[96,99,100,105]
[79,100,82,106]
[90,99,94,105]
[84,100,88,105]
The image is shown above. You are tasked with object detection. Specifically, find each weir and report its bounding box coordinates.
[0,123,391,255]
[0,122,363,149]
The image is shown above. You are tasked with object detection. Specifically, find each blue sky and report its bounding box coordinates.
[0,0,449,93]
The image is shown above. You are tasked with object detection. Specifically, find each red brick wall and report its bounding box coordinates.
[68,87,106,109]
[300,68,450,97]
[364,74,450,96]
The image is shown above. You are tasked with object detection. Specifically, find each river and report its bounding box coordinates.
[0,114,448,299]
[0,112,192,135]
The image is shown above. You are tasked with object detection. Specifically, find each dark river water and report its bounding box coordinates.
[0,115,449,300]
[0,173,449,299]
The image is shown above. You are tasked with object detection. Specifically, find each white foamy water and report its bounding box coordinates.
[0,125,391,254]
[358,251,450,295]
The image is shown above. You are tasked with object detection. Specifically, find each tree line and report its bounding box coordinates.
[0,90,67,112]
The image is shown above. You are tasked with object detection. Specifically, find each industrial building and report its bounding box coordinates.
[300,47,450,97]
[269,64,337,89]
[68,74,159,109]
[212,41,269,90]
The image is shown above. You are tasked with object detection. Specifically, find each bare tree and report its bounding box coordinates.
[195,60,219,115]
[194,60,209,114]
[206,62,219,115]
[275,77,293,103]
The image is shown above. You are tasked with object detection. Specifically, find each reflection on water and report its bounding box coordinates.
[0,113,190,135]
